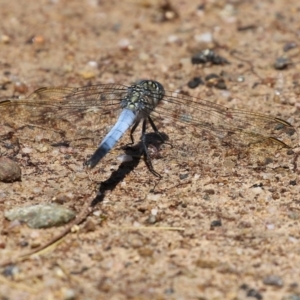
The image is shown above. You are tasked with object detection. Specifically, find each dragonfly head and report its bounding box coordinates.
[135,79,165,101]
[122,80,165,115]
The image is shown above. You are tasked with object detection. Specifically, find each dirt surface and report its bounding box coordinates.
[1,0,300,299]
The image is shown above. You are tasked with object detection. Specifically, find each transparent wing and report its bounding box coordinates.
[143,90,298,172]
[151,90,298,149]
[0,84,129,147]
[0,84,128,122]
[0,83,298,170]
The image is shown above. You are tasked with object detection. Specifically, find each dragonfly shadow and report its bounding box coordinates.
[91,131,169,206]
[91,156,141,206]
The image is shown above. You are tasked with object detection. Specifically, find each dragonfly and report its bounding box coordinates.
[0,80,298,177]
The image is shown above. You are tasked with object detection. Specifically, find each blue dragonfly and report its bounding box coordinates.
[0,80,297,177]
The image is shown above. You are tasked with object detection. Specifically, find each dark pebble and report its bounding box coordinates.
[210,219,222,229]
[179,173,189,180]
[205,73,227,90]
[187,77,203,89]
[197,4,205,10]
[264,157,273,164]
[214,79,227,90]
[283,42,297,52]
[203,189,215,195]
[0,157,21,183]
[239,284,263,300]
[251,183,263,188]
[274,57,290,70]
[19,240,29,247]
[289,282,298,289]
[191,49,229,65]
[164,288,175,295]
[2,264,19,277]
[247,288,263,300]
[240,283,249,290]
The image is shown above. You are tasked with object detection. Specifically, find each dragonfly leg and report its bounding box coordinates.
[128,119,141,145]
[148,116,165,143]
[148,116,173,148]
[141,119,162,178]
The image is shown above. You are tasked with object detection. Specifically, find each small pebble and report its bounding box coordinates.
[61,288,77,300]
[274,57,290,70]
[7,219,22,232]
[37,145,49,152]
[118,39,133,51]
[32,187,42,194]
[83,217,97,232]
[283,42,297,52]
[187,77,203,89]
[71,225,80,233]
[194,32,213,43]
[236,75,245,82]
[179,173,189,180]
[21,147,33,154]
[19,240,28,247]
[139,52,149,61]
[191,49,229,65]
[239,284,263,300]
[32,35,45,45]
[167,35,179,43]
[53,192,74,204]
[54,267,65,278]
[0,241,5,249]
[4,204,76,228]
[87,60,98,68]
[164,288,175,295]
[93,210,101,217]
[263,275,284,287]
[77,60,98,79]
[138,247,154,257]
[146,214,157,224]
[0,157,21,183]
[151,208,158,216]
[1,34,10,43]
[2,265,19,277]
[205,73,227,90]
[210,220,222,229]
[247,288,263,300]
[13,81,28,94]
[78,70,96,79]
[204,189,215,195]
[282,295,300,300]
[289,282,298,289]
[31,240,42,248]
[266,223,275,230]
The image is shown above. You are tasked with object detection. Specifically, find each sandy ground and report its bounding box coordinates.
[1,0,300,299]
